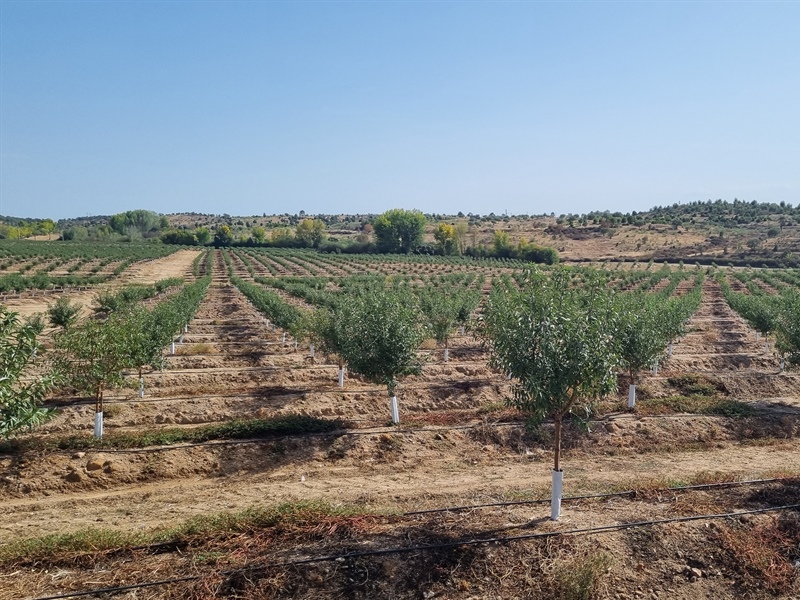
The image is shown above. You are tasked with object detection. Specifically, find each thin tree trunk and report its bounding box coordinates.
[553,416,562,472]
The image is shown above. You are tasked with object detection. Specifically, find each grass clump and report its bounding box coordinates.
[0,414,346,454]
[58,414,346,450]
[553,550,612,600]
[667,374,726,397]
[163,500,369,541]
[0,528,147,565]
[0,500,373,566]
[634,395,754,417]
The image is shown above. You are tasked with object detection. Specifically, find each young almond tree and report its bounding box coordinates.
[288,310,317,359]
[127,307,165,398]
[53,310,137,438]
[418,289,463,362]
[334,287,425,424]
[0,309,57,438]
[454,288,482,339]
[309,307,347,387]
[613,293,675,409]
[47,296,81,330]
[775,289,800,370]
[482,269,619,520]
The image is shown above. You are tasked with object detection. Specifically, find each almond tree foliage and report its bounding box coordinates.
[455,289,482,332]
[334,287,426,400]
[124,276,211,392]
[613,293,667,388]
[613,287,697,395]
[481,269,619,472]
[231,276,302,330]
[720,282,778,338]
[47,296,81,329]
[54,277,211,418]
[287,309,317,353]
[94,278,183,315]
[310,306,345,367]
[717,272,800,365]
[52,310,134,417]
[0,309,56,438]
[774,289,800,366]
[418,288,481,361]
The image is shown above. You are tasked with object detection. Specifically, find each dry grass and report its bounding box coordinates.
[715,515,800,594]
[179,342,214,355]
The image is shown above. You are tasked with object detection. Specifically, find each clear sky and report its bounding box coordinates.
[1,1,798,220]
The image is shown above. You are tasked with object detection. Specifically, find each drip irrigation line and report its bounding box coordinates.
[403,477,793,515]
[41,377,508,408]
[14,405,798,457]
[26,421,501,455]
[29,502,800,600]
[13,477,798,563]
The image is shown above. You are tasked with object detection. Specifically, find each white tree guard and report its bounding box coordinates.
[551,469,563,521]
[94,412,104,439]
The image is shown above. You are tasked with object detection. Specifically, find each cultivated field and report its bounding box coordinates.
[1,246,799,599]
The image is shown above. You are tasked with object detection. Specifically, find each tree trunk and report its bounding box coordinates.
[553,415,562,472]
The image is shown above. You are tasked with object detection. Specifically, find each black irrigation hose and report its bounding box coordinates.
[29,503,800,600]
[403,477,793,515]
[15,477,799,569]
[13,405,799,457]
[41,377,508,408]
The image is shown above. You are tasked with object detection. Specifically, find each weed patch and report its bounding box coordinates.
[634,395,754,417]
[715,515,800,594]
[667,374,727,397]
[0,415,346,454]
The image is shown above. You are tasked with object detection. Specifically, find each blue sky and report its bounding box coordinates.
[1,1,798,220]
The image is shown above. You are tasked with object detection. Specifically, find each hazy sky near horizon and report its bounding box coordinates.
[1,1,798,221]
